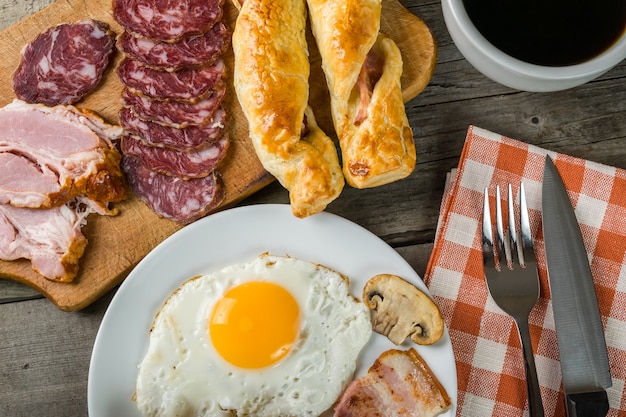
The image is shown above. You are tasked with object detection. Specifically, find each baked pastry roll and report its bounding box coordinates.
[307,0,415,188]
[232,0,344,217]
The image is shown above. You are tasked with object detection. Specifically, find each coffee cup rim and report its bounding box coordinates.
[443,0,626,89]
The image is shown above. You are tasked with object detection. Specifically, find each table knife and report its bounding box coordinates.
[542,156,612,417]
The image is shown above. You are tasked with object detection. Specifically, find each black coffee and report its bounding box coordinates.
[463,0,626,66]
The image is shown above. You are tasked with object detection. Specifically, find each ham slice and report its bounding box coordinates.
[0,197,105,282]
[0,100,127,208]
[334,348,451,417]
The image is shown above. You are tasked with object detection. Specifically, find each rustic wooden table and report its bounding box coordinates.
[1,0,624,415]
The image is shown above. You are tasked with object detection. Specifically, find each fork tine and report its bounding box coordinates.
[495,186,511,267]
[508,184,521,264]
[519,183,534,266]
[482,187,495,261]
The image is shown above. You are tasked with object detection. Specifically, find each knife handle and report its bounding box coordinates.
[565,391,609,417]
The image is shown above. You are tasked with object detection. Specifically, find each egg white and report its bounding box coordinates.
[135,253,372,417]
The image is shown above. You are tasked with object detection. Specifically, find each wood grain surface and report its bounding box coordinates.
[0,0,435,310]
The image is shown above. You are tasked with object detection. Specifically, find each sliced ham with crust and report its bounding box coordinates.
[0,99,127,208]
[334,348,451,417]
[0,197,106,282]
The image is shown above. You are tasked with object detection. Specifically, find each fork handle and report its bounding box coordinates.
[516,318,545,417]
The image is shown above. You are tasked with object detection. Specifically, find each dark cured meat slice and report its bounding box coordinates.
[119,107,226,151]
[117,22,229,70]
[12,20,115,106]
[122,155,224,224]
[121,134,229,179]
[117,57,225,101]
[113,0,224,42]
[121,88,225,127]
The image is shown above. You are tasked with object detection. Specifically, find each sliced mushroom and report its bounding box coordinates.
[363,273,444,345]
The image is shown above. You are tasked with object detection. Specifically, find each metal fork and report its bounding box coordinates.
[482,184,544,417]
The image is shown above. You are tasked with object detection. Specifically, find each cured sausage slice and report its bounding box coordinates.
[122,156,225,224]
[119,107,226,151]
[12,20,115,106]
[121,134,229,179]
[117,57,226,101]
[117,22,229,70]
[121,88,225,127]
[113,0,225,42]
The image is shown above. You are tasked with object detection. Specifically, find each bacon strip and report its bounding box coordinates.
[334,348,451,417]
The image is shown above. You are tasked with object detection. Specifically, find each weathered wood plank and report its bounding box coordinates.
[0,0,52,30]
[0,291,114,417]
[0,279,42,303]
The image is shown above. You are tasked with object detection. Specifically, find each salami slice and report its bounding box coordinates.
[117,58,225,101]
[117,22,229,70]
[121,88,225,127]
[119,107,227,151]
[113,0,224,42]
[121,134,229,179]
[12,20,115,106]
[122,155,225,224]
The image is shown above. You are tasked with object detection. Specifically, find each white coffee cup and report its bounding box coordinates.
[441,0,626,92]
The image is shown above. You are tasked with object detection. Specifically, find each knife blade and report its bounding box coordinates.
[542,156,612,417]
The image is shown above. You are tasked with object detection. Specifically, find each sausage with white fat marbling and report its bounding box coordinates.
[113,0,224,42]
[13,20,115,106]
[118,107,227,151]
[122,155,225,224]
[117,22,229,70]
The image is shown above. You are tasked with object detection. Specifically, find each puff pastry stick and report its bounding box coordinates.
[307,0,415,188]
[232,0,344,218]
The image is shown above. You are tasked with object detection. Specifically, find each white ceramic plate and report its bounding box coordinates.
[88,204,457,416]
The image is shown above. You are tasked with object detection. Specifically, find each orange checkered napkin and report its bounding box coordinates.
[423,126,626,417]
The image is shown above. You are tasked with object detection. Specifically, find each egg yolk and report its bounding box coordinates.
[209,281,301,369]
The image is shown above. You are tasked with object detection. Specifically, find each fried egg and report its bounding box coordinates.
[135,253,372,417]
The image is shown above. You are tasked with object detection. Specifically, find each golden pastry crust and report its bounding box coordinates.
[307,0,415,188]
[306,0,381,99]
[232,0,344,217]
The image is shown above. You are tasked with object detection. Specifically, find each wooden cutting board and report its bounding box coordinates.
[0,0,436,311]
